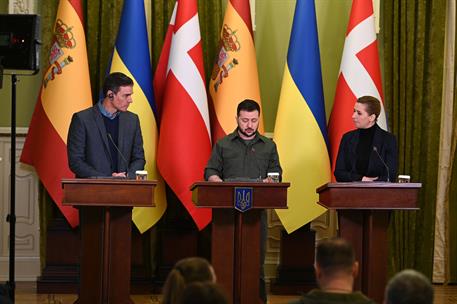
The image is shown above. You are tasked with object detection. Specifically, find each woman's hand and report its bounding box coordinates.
[362,176,378,182]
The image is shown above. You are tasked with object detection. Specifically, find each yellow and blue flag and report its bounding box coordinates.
[108,0,166,233]
[273,0,331,233]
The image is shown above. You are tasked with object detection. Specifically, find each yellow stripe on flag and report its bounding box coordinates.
[209,1,264,134]
[110,49,167,232]
[274,66,330,233]
[41,0,92,144]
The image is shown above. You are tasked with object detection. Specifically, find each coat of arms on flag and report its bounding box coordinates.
[211,24,241,92]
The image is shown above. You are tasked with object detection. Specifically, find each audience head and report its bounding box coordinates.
[314,238,358,290]
[162,257,216,304]
[384,269,433,304]
[179,282,228,304]
[315,238,356,277]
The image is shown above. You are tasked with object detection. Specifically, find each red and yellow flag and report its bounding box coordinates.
[21,0,92,227]
[155,1,212,230]
[328,0,386,180]
[208,0,264,142]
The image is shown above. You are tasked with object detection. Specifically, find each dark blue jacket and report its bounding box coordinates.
[334,124,397,182]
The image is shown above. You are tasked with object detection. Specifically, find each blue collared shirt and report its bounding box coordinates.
[97,100,119,120]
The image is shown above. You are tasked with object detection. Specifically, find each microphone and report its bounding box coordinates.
[107,133,130,178]
[373,146,390,182]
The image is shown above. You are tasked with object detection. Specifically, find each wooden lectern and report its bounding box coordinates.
[317,182,421,304]
[191,182,290,304]
[62,178,156,304]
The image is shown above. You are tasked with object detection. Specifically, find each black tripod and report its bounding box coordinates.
[0,15,41,303]
[1,71,38,304]
[0,73,18,304]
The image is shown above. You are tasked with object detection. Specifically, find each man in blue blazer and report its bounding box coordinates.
[67,72,145,178]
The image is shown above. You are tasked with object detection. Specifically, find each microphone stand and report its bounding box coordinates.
[373,146,390,182]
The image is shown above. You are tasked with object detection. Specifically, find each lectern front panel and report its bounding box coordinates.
[62,179,156,207]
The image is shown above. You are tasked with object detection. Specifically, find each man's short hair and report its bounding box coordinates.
[102,72,134,97]
[315,238,355,276]
[237,99,260,116]
[385,269,433,304]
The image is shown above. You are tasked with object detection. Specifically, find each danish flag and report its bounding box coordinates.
[154,0,212,230]
[328,0,387,179]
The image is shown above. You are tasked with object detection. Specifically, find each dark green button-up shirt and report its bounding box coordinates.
[204,129,282,181]
[288,289,376,304]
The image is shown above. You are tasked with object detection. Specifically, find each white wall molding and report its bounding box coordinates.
[8,0,36,14]
[0,135,40,281]
[0,127,29,135]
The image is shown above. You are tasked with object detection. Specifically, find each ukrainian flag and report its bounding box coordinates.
[274,0,331,233]
[108,0,166,232]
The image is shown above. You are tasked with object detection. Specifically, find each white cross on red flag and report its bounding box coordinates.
[328,0,387,180]
[154,0,212,230]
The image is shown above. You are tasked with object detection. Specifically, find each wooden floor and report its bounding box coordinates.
[13,282,457,304]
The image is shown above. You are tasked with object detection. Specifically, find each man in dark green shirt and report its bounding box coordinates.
[204,100,282,182]
[204,99,282,303]
[289,238,375,304]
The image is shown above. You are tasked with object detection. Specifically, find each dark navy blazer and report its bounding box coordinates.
[334,124,397,182]
[67,105,145,178]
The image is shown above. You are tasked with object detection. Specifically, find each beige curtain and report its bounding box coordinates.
[447,0,457,281]
[432,0,456,283]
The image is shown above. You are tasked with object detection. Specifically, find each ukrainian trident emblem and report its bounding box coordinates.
[234,187,253,212]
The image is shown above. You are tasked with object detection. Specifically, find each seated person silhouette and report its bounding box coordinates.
[179,282,228,304]
[384,269,433,304]
[289,238,375,304]
[161,257,216,304]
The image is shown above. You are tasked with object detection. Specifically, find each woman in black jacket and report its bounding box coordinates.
[334,96,397,182]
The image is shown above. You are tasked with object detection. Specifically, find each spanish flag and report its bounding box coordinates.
[108,0,167,233]
[21,0,92,227]
[274,0,331,233]
[208,0,264,142]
